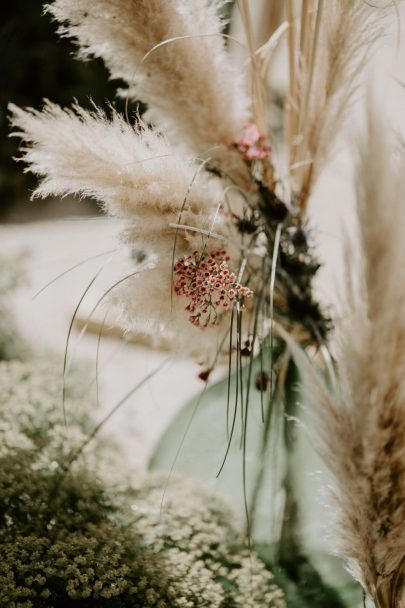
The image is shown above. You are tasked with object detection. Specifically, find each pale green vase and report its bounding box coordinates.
[150,357,368,608]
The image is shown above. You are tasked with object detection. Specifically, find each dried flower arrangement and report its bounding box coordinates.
[7,1,405,607]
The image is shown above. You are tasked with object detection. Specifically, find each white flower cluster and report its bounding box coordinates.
[0,356,285,606]
[125,475,286,608]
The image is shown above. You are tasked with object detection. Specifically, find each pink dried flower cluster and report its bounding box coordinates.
[173,249,253,328]
[235,123,272,161]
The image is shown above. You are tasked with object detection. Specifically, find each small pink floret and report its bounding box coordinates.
[235,122,272,161]
[173,249,253,329]
[242,123,261,146]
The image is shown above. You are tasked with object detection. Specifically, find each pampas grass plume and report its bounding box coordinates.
[286,105,405,607]
[9,100,231,355]
[9,101,222,250]
[45,0,248,154]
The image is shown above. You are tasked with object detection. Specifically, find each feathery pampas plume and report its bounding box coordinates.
[282,106,405,607]
[9,100,237,355]
[45,0,249,156]
[8,101,221,241]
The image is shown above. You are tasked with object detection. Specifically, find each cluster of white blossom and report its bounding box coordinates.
[0,355,285,607]
[125,474,286,608]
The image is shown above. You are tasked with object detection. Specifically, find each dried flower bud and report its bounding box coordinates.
[255,371,269,392]
[235,123,272,161]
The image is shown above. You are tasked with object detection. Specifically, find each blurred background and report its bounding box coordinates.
[0,0,128,221]
[1,1,236,222]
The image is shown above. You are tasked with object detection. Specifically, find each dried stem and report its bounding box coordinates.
[285,0,297,163]
[237,0,275,190]
[294,0,323,208]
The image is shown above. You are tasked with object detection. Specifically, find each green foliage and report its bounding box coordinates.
[0,359,172,607]
[0,450,172,608]
[1,2,130,217]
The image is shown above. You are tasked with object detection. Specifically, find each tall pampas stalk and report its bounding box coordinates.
[45,0,248,157]
[283,105,405,607]
[286,0,383,209]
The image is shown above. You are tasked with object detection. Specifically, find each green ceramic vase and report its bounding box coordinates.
[150,357,369,608]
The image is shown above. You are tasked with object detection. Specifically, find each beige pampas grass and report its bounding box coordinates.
[45,0,248,156]
[9,101,223,251]
[283,106,405,607]
[9,99,234,355]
